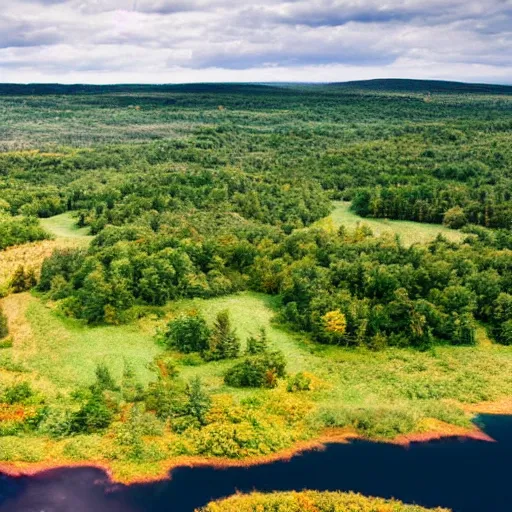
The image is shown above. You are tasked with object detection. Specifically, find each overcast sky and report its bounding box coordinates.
[1,0,511,84]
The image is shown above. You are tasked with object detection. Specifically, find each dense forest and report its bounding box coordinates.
[0,81,511,478]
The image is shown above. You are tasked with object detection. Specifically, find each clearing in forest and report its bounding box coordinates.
[0,213,92,291]
[318,202,465,246]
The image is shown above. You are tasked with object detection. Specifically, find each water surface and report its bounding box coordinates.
[0,415,510,512]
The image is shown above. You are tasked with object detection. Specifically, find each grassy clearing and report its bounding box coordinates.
[40,212,92,240]
[4,291,512,427]
[165,292,312,394]
[317,201,464,246]
[2,293,161,394]
[0,213,91,291]
[164,292,512,436]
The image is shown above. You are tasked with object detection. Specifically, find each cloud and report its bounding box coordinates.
[0,0,511,83]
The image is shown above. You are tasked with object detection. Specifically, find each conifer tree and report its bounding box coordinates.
[205,310,240,360]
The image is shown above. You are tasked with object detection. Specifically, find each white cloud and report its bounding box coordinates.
[0,0,511,83]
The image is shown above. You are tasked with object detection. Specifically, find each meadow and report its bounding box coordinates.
[0,81,512,481]
[317,201,464,245]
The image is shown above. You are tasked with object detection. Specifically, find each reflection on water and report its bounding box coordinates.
[0,415,510,512]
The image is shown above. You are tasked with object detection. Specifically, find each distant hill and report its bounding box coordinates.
[2,79,511,96]
[0,83,285,96]
[328,78,512,95]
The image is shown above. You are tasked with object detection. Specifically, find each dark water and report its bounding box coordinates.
[0,415,510,512]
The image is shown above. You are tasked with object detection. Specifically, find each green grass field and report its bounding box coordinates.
[5,290,512,428]
[40,212,93,241]
[317,202,464,246]
[3,294,161,394]
[166,293,312,392]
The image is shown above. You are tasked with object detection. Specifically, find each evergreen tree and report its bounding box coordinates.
[94,363,119,392]
[71,388,113,433]
[205,310,240,361]
[246,327,268,355]
[185,376,211,426]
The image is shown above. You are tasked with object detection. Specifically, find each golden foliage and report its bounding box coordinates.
[198,491,450,512]
[322,310,347,336]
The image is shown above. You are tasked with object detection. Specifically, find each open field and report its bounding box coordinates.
[317,202,465,246]
[40,212,92,240]
[1,293,160,394]
[0,213,91,292]
[4,291,512,432]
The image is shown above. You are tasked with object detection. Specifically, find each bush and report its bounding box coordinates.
[10,266,32,294]
[38,408,74,438]
[165,313,210,353]
[0,307,8,340]
[2,382,34,405]
[286,372,311,392]
[224,351,286,388]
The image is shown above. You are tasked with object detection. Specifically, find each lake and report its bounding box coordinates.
[0,415,510,512]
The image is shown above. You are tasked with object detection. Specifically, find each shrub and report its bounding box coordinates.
[286,372,312,392]
[38,408,74,438]
[224,351,286,388]
[165,313,210,353]
[2,382,34,405]
[0,307,8,340]
[10,266,30,294]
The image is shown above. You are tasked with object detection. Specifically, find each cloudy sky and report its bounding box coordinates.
[1,0,511,84]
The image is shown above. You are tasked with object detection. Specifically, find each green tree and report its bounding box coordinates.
[185,377,211,426]
[246,327,268,355]
[443,206,468,229]
[94,363,119,392]
[205,310,240,361]
[71,388,113,433]
[165,313,210,353]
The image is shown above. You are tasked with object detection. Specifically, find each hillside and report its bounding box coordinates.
[329,78,512,94]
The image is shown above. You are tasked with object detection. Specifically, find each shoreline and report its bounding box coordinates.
[0,417,497,486]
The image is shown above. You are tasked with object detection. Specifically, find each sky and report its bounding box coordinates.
[0,0,511,84]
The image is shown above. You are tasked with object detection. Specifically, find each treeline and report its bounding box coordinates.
[352,184,512,229]
[0,213,50,250]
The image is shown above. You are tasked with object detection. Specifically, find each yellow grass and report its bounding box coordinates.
[0,212,91,291]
